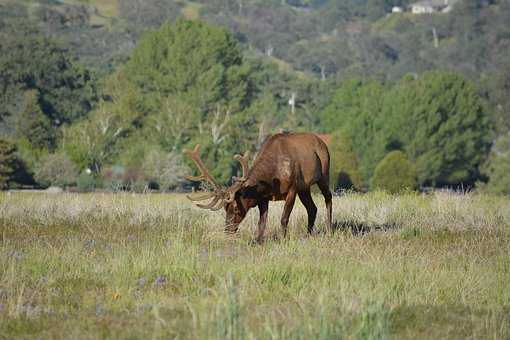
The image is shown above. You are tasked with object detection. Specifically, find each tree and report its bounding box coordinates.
[62,71,142,173]
[384,71,492,186]
[125,19,251,113]
[319,78,389,182]
[0,138,18,189]
[16,90,55,150]
[329,131,363,191]
[483,132,510,195]
[320,72,492,188]
[0,23,98,126]
[371,150,418,193]
[123,19,255,183]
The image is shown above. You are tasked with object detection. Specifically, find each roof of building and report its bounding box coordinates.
[411,0,449,8]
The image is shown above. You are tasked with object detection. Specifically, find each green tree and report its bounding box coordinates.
[62,71,142,173]
[319,78,389,182]
[371,150,418,193]
[483,132,510,195]
[321,72,492,188]
[0,23,97,125]
[125,19,251,114]
[0,138,18,189]
[16,90,55,150]
[329,131,363,191]
[123,20,255,183]
[384,71,492,186]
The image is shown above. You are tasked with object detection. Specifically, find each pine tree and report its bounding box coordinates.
[385,71,492,186]
[16,90,55,150]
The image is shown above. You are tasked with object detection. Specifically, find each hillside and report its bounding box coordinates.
[1,0,509,192]
[2,0,509,82]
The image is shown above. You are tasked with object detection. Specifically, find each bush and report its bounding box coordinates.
[100,165,125,192]
[33,153,78,188]
[142,149,190,191]
[329,131,363,191]
[371,151,418,193]
[77,171,96,192]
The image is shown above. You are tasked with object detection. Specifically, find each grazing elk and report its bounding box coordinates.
[184,132,332,243]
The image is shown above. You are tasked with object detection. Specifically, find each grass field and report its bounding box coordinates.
[0,191,509,339]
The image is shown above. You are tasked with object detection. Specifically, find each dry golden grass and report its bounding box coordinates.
[0,191,509,339]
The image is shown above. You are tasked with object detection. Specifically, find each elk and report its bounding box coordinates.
[184,132,332,243]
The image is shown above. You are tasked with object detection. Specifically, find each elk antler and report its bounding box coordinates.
[184,144,226,211]
[226,150,251,203]
[233,151,250,182]
[184,145,252,209]
[183,145,220,190]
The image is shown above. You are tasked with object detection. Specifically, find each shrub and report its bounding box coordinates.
[371,151,418,193]
[100,165,125,192]
[142,149,190,191]
[123,167,147,192]
[77,171,96,192]
[329,131,363,191]
[33,153,78,188]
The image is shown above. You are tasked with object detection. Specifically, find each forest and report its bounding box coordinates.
[1,0,509,194]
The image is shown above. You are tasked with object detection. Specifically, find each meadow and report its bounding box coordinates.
[0,191,509,339]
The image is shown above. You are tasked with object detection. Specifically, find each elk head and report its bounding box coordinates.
[184,145,256,233]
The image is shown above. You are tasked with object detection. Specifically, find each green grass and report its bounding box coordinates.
[0,191,509,339]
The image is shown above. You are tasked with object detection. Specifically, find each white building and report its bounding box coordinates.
[410,0,457,14]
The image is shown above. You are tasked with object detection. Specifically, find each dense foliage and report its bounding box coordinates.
[321,72,492,187]
[33,153,79,188]
[0,139,18,189]
[371,150,418,193]
[385,72,492,186]
[328,131,363,191]
[0,0,508,193]
[483,132,510,195]
[0,21,98,130]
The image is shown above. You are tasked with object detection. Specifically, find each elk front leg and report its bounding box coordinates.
[280,189,296,239]
[256,199,269,244]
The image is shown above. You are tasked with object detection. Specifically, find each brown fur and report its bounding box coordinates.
[225,132,332,242]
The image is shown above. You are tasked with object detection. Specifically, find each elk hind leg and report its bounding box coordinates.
[298,190,317,234]
[318,179,333,233]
